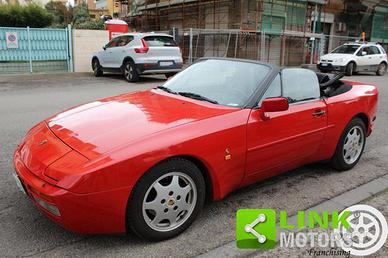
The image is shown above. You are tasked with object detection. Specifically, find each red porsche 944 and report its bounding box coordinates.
[13,58,378,241]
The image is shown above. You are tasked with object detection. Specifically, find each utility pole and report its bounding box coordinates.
[310,4,318,64]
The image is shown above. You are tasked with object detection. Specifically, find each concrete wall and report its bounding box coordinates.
[72,30,109,73]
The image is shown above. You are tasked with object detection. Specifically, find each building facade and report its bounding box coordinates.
[124,0,387,65]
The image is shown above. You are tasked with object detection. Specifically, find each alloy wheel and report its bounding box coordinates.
[142,172,197,232]
[343,125,364,165]
[378,63,386,75]
[125,63,133,81]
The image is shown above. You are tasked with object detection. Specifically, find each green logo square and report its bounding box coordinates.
[236,209,277,249]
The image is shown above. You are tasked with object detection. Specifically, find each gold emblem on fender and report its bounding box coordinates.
[225,148,231,160]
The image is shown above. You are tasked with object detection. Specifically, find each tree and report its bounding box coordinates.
[0,3,53,28]
[45,1,72,28]
[72,2,104,30]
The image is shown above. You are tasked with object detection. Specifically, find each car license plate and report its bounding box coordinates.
[160,61,173,67]
[321,63,328,66]
[13,172,26,195]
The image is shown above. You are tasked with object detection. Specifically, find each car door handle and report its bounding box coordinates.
[312,110,326,117]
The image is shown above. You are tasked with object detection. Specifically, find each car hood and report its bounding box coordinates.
[321,53,352,60]
[46,89,236,159]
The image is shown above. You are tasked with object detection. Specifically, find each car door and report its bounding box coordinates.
[369,46,384,69]
[100,37,120,67]
[244,69,327,184]
[356,47,375,71]
[108,35,134,68]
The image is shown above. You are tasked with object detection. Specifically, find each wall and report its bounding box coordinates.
[72,29,109,72]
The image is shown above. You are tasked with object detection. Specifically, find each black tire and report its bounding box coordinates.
[126,158,206,241]
[165,72,177,79]
[376,62,387,76]
[123,61,140,82]
[330,117,366,171]
[92,58,103,77]
[345,62,355,76]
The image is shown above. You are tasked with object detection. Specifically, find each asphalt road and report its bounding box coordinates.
[0,72,387,257]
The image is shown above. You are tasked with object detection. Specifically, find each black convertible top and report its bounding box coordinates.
[316,72,352,97]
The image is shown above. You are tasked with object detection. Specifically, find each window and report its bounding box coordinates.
[259,74,281,106]
[143,36,177,47]
[369,46,381,55]
[106,37,121,48]
[358,47,377,56]
[117,36,133,47]
[281,68,320,103]
[163,59,270,107]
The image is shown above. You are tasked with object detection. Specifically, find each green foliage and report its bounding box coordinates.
[45,1,72,28]
[72,3,104,30]
[74,19,105,30]
[0,3,53,28]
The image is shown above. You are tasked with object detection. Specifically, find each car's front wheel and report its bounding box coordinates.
[376,62,387,76]
[126,158,206,241]
[331,117,366,171]
[92,58,103,77]
[123,61,140,82]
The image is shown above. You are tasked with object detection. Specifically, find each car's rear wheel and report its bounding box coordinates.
[376,62,387,76]
[123,61,140,82]
[92,59,103,77]
[126,158,205,241]
[345,62,355,76]
[331,117,366,171]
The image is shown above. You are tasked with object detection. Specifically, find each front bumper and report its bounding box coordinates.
[13,149,130,234]
[317,63,346,72]
[135,61,183,74]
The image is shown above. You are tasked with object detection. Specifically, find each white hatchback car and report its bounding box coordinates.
[317,42,387,76]
[92,33,183,82]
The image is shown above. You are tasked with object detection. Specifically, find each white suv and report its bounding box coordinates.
[92,33,183,82]
[317,42,387,76]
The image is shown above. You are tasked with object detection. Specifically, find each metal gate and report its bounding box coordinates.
[0,26,72,74]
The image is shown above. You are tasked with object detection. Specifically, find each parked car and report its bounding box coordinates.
[317,42,387,76]
[92,33,183,82]
[14,58,378,241]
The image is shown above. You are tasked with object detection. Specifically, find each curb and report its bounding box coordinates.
[196,174,388,258]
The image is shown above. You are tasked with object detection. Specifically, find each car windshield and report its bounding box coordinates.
[160,59,270,107]
[331,45,360,54]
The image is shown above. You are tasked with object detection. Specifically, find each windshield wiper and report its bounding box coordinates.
[177,92,218,104]
[156,86,177,94]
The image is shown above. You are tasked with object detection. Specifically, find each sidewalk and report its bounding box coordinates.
[198,174,388,258]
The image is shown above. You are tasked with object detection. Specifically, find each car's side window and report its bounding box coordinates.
[281,68,320,104]
[357,47,373,56]
[106,37,121,48]
[370,46,381,55]
[117,36,134,47]
[258,74,281,106]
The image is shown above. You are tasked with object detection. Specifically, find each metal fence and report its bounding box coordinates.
[170,28,370,67]
[0,26,73,74]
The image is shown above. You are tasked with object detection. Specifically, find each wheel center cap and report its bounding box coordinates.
[167,198,175,207]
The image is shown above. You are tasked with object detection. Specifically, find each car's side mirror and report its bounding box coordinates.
[362,51,367,56]
[260,97,289,121]
[103,46,107,50]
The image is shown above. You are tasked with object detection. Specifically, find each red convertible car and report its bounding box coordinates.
[13,58,378,241]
